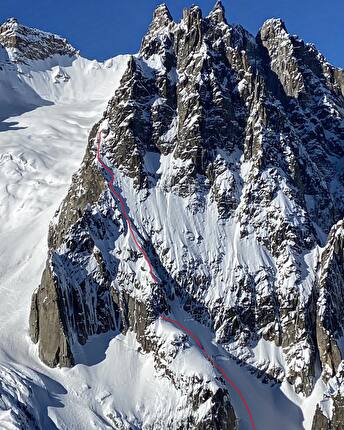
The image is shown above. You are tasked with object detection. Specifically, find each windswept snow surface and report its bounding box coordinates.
[0,51,325,429]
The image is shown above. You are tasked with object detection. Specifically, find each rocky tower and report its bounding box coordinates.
[30,2,344,428]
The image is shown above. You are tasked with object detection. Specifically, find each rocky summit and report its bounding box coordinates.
[0,18,77,64]
[20,2,344,429]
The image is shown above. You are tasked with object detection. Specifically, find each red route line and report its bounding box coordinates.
[96,131,158,284]
[161,316,256,430]
[96,130,257,430]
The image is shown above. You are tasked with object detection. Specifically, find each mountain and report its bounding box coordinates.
[0,2,343,429]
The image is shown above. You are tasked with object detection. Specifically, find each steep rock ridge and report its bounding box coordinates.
[29,1,344,427]
[258,18,344,234]
[29,124,107,367]
[0,18,77,64]
[258,18,305,98]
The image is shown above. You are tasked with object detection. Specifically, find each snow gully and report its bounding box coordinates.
[96,129,257,430]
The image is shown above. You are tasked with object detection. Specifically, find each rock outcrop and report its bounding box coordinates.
[312,363,344,429]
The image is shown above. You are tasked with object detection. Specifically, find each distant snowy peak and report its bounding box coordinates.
[0,17,130,108]
[0,17,78,64]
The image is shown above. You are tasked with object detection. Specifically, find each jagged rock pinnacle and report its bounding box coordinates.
[153,3,173,23]
[260,18,288,39]
[140,3,174,58]
[183,5,202,22]
[208,1,226,23]
[212,1,225,14]
[5,17,19,25]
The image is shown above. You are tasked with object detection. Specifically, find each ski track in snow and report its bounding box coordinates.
[96,130,159,285]
[96,129,257,430]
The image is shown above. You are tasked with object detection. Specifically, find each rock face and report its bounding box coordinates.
[312,222,344,429]
[311,363,344,430]
[317,220,344,379]
[0,17,77,63]
[29,2,344,428]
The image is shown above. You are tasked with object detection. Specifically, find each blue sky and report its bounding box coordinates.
[1,0,343,68]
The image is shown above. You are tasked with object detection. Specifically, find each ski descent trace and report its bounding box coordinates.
[96,129,257,430]
[96,129,158,284]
